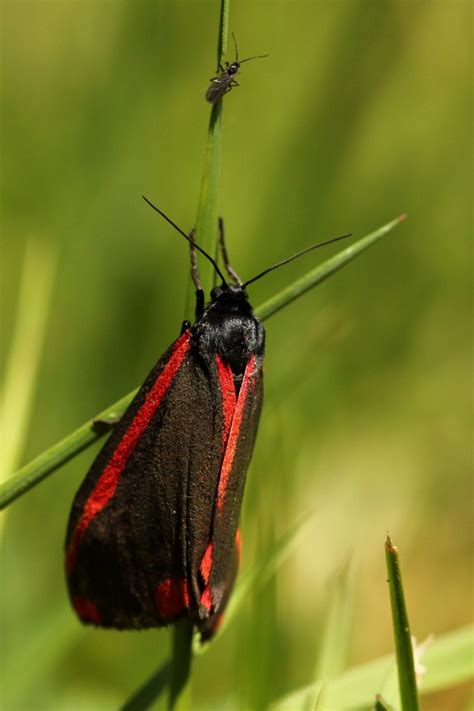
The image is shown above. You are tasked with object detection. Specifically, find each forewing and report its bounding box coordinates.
[65,330,225,629]
[196,353,264,619]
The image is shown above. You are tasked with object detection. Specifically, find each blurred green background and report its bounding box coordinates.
[1,1,472,709]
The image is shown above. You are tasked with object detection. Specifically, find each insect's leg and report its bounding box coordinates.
[189,228,205,318]
[218,217,242,284]
[231,79,240,86]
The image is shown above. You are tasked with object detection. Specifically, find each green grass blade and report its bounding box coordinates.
[168,621,194,711]
[0,214,406,509]
[271,626,474,710]
[256,214,406,322]
[0,391,135,509]
[421,625,474,691]
[120,661,170,711]
[385,535,420,711]
[375,694,395,710]
[170,0,230,707]
[187,2,228,306]
[193,513,312,655]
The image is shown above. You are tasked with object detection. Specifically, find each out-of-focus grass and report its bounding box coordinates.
[272,625,474,710]
[1,240,56,482]
[1,1,471,709]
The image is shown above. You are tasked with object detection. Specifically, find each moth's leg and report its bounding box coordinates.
[218,217,242,284]
[231,79,240,87]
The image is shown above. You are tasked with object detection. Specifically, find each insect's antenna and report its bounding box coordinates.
[142,196,228,285]
[242,233,352,288]
[239,53,270,65]
[232,32,239,61]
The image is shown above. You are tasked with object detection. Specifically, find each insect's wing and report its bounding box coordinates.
[205,77,226,103]
[65,330,226,629]
[194,352,264,626]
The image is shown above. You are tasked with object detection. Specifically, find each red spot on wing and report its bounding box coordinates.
[199,543,214,611]
[155,578,190,618]
[73,596,102,624]
[200,543,213,585]
[200,586,213,611]
[66,332,191,572]
[216,355,256,510]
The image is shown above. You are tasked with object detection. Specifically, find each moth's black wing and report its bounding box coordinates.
[65,330,227,629]
[198,529,241,641]
[191,352,264,629]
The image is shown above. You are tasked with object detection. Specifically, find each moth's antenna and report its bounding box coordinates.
[232,32,239,61]
[142,196,228,285]
[242,233,352,288]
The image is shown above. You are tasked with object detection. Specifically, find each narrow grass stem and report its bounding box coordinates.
[120,662,170,711]
[385,535,420,711]
[186,2,229,311]
[170,0,230,705]
[168,621,194,710]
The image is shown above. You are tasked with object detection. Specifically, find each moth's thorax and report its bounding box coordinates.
[193,284,265,375]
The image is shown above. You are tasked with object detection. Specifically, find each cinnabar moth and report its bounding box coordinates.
[65,198,349,638]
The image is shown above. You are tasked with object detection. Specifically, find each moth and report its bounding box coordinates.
[65,197,349,638]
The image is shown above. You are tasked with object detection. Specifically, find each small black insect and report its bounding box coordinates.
[205,33,269,104]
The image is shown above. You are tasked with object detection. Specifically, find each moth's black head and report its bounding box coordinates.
[194,282,264,375]
[227,62,240,75]
[210,283,248,305]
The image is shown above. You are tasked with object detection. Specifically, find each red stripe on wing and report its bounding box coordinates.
[66,332,192,572]
[198,357,252,612]
[216,354,256,510]
[216,356,237,446]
